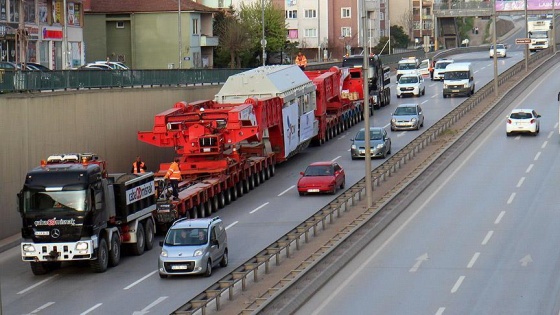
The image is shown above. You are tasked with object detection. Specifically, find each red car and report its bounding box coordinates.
[297,161,346,196]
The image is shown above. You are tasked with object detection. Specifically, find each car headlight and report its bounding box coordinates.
[464,83,469,88]
[194,249,203,257]
[23,244,36,252]
[76,242,89,250]
[391,118,396,123]
[160,249,168,257]
[443,84,448,89]
[411,118,417,123]
[376,144,384,149]
[351,144,356,150]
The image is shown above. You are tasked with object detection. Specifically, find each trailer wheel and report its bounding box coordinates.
[243,179,250,193]
[131,222,145,256]
[237,182,244,197]
[30,262,49,275]
[254,173,260,186]
[212,196,219,212]
[205,201,213,216]
[188,208,197,219]
[218,192,226,208]
[90,238,109,273]
[270,164,276,177]
[108,232,121,267]
[248,174,255,190]
[144,219,155,251]
[230,186,238,201]
[197,203,205,218]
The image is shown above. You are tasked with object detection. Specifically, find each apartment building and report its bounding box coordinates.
[390,0,434,49]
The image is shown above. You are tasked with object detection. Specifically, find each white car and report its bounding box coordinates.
[432,59,454,81]
[506,109,540,136]
[396,74,425,98]
[490,44,507,58]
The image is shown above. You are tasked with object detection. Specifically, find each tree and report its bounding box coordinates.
[390,25,410,49]
[399,10,415,42]
[214,10,252,68]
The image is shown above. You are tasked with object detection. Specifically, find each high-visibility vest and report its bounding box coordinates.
[132,161,146,174]
[165,162,181,180]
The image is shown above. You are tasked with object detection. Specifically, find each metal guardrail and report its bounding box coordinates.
[171,48,553,315]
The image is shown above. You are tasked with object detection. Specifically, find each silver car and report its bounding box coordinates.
[391,103,425,131]
[158,217,228,278]
[350,127,391,159]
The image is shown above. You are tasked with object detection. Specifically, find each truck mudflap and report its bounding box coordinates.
[21,238,96,262]
[156,201,178,223]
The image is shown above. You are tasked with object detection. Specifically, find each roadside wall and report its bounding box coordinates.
[0,86,221,239]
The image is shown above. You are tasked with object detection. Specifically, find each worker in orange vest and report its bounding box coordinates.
[164,158,181,200]
[295,51,307,70]
[131,156,147,174]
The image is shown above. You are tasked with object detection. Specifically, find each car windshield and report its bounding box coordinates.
[491,45,505,50]
[394,106,417,116]
[21,189,87,214]
[398,63,416,70]
[304,165,334,176]
[444,71,468,80]
[529,31,548,38]
[399,76,419,84]
[165,228,208,246]
[435,62,451,69]
[355,130,383,141]
[510,112,533,119]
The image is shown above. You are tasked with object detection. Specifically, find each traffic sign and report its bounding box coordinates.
[515,38,531,44]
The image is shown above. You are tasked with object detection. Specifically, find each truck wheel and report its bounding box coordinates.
[218,192,226,208]
[220,250,229,267]
[243,179,250,193]
[254,173,260,186]
[204,260,212,277]
[205,201,213,216]
[90,238,109,273]
[230,186,237,201]
[270,164,276,177]
[260,169,266,182]
[109,232,121,267]
[30,262,49,275]
[47,261,62,270]
[131,223,145,256]
[212,196,219,212]
[144,219,155,251]
[237,182,244,197]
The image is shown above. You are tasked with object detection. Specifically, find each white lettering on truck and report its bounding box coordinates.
[126,182,155,205]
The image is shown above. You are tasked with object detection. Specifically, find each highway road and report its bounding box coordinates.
[0,42,531,314]
[295,53,560,314]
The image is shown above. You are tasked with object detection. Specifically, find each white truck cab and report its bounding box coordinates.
[442,62,475,98]
[396,57,419,80]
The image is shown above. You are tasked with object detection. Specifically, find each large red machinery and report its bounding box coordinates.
[138,65,366,230]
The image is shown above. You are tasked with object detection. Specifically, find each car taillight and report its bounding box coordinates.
[507,119,512,124]
[530,119,535,124]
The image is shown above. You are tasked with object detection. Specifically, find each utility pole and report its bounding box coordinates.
[17,0,25,65]
[492,0,498,96]
[63,0,68,69]
[261,0,266,66]
[178,0,182,69]
[362,0,372,208]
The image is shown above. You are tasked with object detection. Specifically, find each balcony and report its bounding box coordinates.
[200,35,219,47]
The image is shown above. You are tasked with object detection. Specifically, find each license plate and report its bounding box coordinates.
[171,265,188,270]
[308,189,320,193]
[452,89,459,92]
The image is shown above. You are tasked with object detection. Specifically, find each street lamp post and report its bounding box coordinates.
[362,0,372,208]
[261,0,266,66]
[492,0,498,96]
[178,0,182,69]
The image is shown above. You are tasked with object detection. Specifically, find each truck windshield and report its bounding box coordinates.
[22,189,87,214]
[398,63,416,70]
[529,31,548,38]
[445,71,468,80]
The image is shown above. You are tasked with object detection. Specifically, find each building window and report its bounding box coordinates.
[380,12,385,20]
[192,19,199,35]
[288,29,299,39]
[305,28,317,37]
[286,10,297,19]
[413,21,421,30]
[341,8,351,18]
[305,9,316,18]
[116,21,124,29]
[341,27,352,38]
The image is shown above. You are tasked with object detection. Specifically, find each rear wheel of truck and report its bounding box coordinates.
[30,262,49,275]
[109,232,121,267]
[218,192,226,208]
[212,196,219,212]
[90,238,109,273]
[131,223,145,256]
[230,186,237,201]
[144,219,155,251]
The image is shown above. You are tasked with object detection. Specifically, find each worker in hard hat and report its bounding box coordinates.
[131,156,147,174]
[164,158,181,200]
[295,51,307,70]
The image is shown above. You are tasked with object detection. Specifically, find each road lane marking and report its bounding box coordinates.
[494,211,506,224]
[507,192,516,204]
[451,276,465,293]
[278,185,295,196]
[18,275,59,294]
[467,252,480,268]
[421,100,429,104]
[332,156,341,162]
[25,302,55,314]
[516,177,525,188]
[541,141,547,149]
[250,202,269,214]
[226,221,238,230]
[482,231,494,245]
[526,164,533,173]
[548,131,554,139]
[409,253,428,272]
[435,307,446,315]
[133,296,168,315]
[534,151,541,160]
[81,303,103,315]
[123,270,158,290]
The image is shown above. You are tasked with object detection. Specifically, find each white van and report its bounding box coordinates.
[396,57,419,80]
[432,59,454,81]
[442,62,475,98]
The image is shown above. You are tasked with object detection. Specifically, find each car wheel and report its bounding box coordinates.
[159,273,168,279]
[299,191,304,196]
[443,93,446,98]
[506,132,512,137]
[397,94,401,98]
[340,179,345,189]
[220,250,229,267]
[422,88,425,95]
[204,260,212,277]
